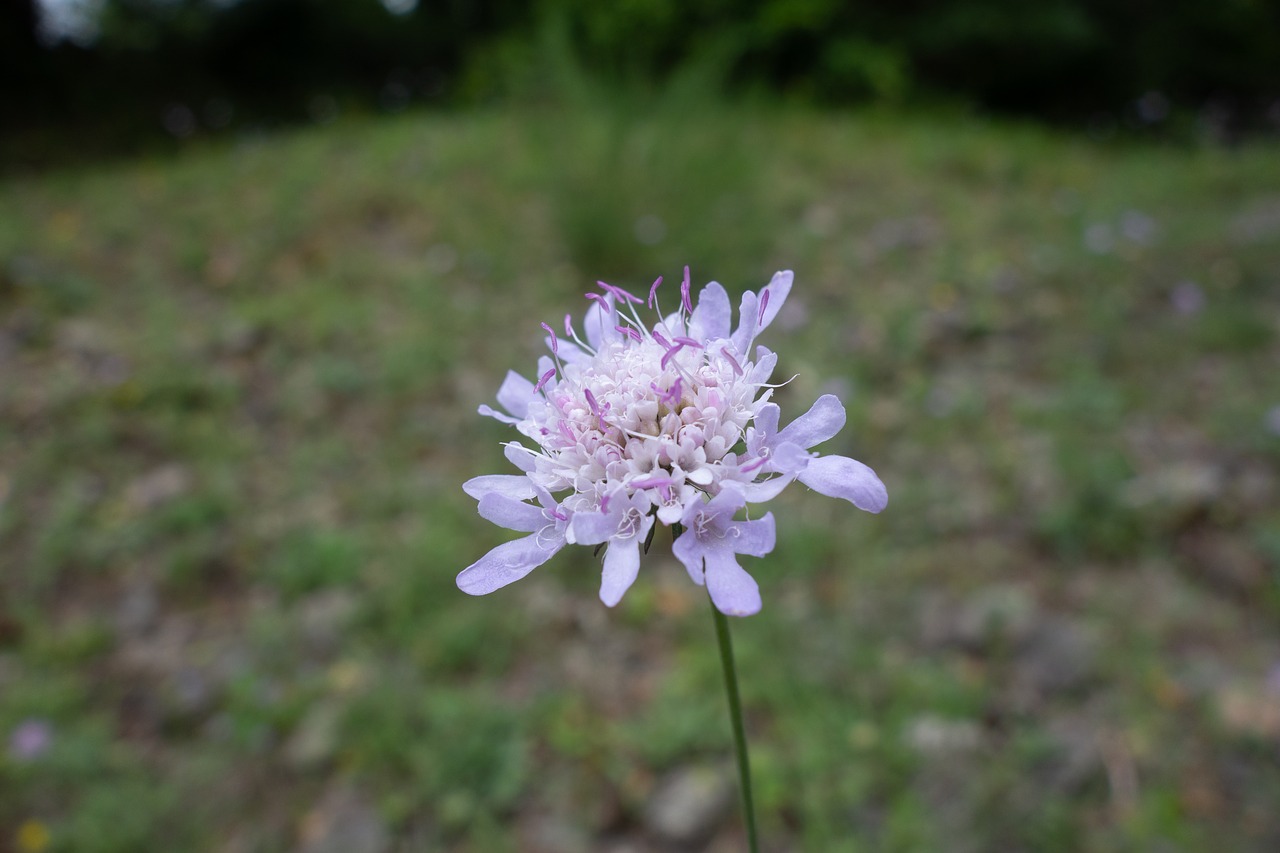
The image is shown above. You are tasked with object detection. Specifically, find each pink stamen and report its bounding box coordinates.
[758,289,770,325]
[740,455,768,474]
[673,336,704,349]
[541,322,558,354]
[584,388,601,416]
[661,342,686,370]
[652,330,672,349]
[600,492,611,513]
[585,292,610,312]
[598,281,642,304]
[551,506,568,521]
[533,367,557,393]
[720,346,743,376]
[615,325,642,342]
[680,265,693,313]
[647,275,663,309]
[564,313,573,336]
[558,421,575,445]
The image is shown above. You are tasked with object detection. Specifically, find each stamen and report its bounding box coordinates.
[740,454,768,473]
[541,322,558,355]
[660,341,687,370]
[584,388,601,417]
[598,281,643,304]
[758,289,770,325]
[615,325,642,342]
[680,265,693,314]
[533,367,557,393]
[647,275,663,310]
[586,292,610,311]
[600,492,611,513]
[652,329,672,349]
[720,346,743,376]
[673,336,704,349]
[563,313,573,336]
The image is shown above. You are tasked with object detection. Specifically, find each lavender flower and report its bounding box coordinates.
[459,269,887,616]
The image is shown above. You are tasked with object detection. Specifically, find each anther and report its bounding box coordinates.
[533,367,557,393]
[680,265,693,314]
[647,275,663,310]
[720,347,743,376]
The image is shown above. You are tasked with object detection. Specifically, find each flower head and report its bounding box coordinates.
[459,270,886,616]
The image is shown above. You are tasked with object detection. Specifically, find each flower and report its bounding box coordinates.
[459,269,886,616]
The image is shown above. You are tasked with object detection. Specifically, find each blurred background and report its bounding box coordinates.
[2,1,1280,851]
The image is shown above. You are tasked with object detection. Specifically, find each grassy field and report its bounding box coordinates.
[2,103,1279,852]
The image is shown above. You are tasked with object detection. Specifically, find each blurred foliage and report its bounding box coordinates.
[4,0,1280,168]
[1,102,1279,849]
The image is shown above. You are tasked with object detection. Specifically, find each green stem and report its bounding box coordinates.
[711,597,760,853]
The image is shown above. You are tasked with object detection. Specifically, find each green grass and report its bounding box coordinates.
[2,103,1280,851]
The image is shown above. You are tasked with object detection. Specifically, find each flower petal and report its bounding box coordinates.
[747,403,780,455]
[687,281,732,342]
[478,493,546,532]
[456,533,565,595]
[776,394,846,450]
[463,474,537,501]
[730,290,759,354]
[496,370,536,419]
[756,270,793,332]
[704,546,762,616]
[503,442,539,472]
[797,454,888,513]
[599,539,641,606]
[570,508,622,545]
[731,513,776,557]
[748,348,777,385]
[477,404,520,425]
[732,474,794,503]
[672,528,706,585]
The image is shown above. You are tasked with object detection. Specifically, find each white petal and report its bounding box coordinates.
[503,443,539,472]
[733,474,794,503]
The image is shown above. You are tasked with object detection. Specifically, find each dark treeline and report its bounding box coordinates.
[5,0,1280,146]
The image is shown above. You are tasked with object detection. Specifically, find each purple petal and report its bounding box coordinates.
[770,442,814,473]
[477,404,520,425]
[732,474,794,503]
[748,348,777,385]
[570,507,622,545]
[756,270,793,332]
[798,454,888,513]
[672,527,706,585]
[504,443,539,472]
[478,493,546,532]
[748,403,780,455]
[687,282,732,342]
[457,533,565,595]
[496,370,536,419]
[776,394,846,450]
[704,546,762,616]
[600,539,642,606]
[731,514,775,557]
[463,474,537,501]
[730,291,759,354]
